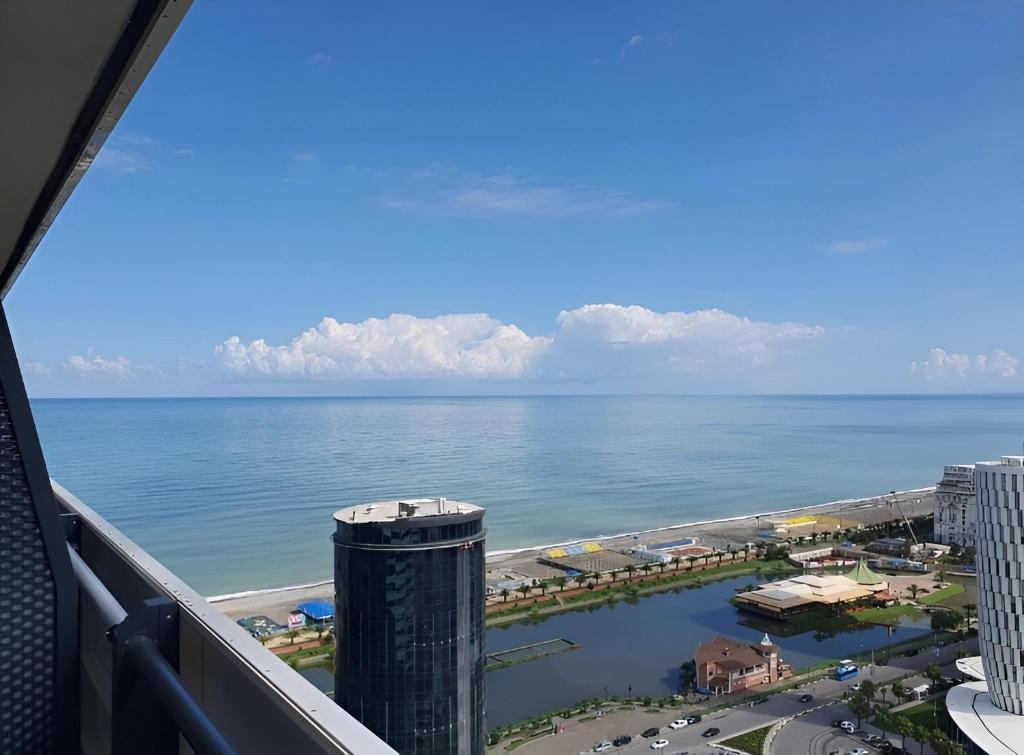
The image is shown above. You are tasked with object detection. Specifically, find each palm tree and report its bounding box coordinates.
[573,574,587,590]
[657,560,668,573]
[848,693,871,729]
[926,662,943,689]
[640,563,654,577]
[500,588,510,603]
[907,583,922,601]
[553,576,566,592]
[670,556,682,572]
[625,564,637,580]
[517,584,531,600]
[860,679,877,702]
[890,681,906,705]
[686,556,698,571]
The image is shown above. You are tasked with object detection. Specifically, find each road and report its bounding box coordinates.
[513,635,976,755]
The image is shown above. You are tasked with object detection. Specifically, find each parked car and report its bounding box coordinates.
[798,694,813,703]
[701,727,720,737]
[685,715,701,724]
[650,740,669,750]
[840,721,856,733]
[641,728,660,738]
[669,719,689,729]
[593,741,613,752]
[612,735,632,747]
[850,682,862,692]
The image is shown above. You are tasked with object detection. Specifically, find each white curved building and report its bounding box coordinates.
[947,456,1024,754]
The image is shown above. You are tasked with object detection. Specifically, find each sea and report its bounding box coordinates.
[31,394,1024,596]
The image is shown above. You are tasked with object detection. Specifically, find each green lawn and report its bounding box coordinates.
[919,583,966,606]
[851,603,921,626]
[720,724,773,755]
[895,698,951,733]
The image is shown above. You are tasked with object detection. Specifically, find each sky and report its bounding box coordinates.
[9,0,1024,397]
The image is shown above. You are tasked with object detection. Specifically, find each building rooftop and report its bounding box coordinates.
[956,656,986,681]
[946,681,1023,755]
[977,456,1024,469]
[695,636,775,670]
[334,497,483,524]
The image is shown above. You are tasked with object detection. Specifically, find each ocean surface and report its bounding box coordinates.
[31,394,1024,595]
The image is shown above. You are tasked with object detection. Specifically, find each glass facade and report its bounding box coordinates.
[334,509,485,754]
[976,459,1024,715]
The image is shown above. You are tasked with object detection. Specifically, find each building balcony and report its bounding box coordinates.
[55,481,396,754]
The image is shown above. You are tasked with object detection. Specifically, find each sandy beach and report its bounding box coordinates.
[211,486,934,623]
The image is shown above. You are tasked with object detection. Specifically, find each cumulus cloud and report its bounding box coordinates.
[824,238,887,255]
[215,314,551,379]
[215,305,825,382]
[382,173,671,218]
[64,353,146,380]
[911,347,1019,380]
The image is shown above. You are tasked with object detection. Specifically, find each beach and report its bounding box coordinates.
[211,486,934,623]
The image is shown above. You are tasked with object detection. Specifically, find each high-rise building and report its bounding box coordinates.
[333,498,486,754]
[934,464,977,549]
[946,456,1024,754]
[975,456,1024,714]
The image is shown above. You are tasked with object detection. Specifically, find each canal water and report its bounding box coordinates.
[297,574,932,729]
[485,575,931,728]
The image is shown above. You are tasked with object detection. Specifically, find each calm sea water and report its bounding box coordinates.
[31,395,1024,595]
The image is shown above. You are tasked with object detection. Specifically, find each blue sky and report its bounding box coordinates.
[10,1,1024,396]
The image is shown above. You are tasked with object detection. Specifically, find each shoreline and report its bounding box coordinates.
[211,485,935,620]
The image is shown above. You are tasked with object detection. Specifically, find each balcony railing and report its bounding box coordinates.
[54,481,395,754]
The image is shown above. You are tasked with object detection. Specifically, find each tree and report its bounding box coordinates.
[929,728,960,755]
[553,576,566,592]
[890,680,907,705]
[912,722,931,755]
[932,609,964,632]
[517,584,531,600]
[285,629,298,646]
[961,545,976,565]
[657,560,668,573]
[907,583,922,600]
[948,542,961,557]
[926,662,943,688]
[640,563,654,576]
[671,557,682,572]
[625,564,637,580]
[860,679,877,702]
[873,706,895,742]
[963,602,975,629]
[573,574,587,590]
[686,556,698,571]
[848,693,872,728]
[894,715,916,751]
[500,588,510,603]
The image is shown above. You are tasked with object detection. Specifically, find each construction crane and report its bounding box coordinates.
[890,489,919,546]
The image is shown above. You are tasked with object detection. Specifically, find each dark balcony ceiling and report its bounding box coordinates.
[0,0,191,297]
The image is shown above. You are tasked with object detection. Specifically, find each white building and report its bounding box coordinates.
[934,464,977,549]
[946,456,1024,754]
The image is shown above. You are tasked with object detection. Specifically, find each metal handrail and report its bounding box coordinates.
[68,546,127,631]
[69,544,236,754]
[122,635,235,755]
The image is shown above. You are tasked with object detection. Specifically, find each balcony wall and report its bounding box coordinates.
[54,481,395,754]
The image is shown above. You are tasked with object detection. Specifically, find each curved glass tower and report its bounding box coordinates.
[976,457,1024,715]
[333,498,485,754]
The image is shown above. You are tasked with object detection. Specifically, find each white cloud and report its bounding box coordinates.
[175,147,195,156]
[305,52,334,65]
[292,151,318,163]
[620,34,643,58]
[382,173,671,218]
[825,238,887,255]
[215,305,825,383]
[64,353,145,380]
[93,147,152,173]
[911,347,1019,380]
[215,314,551,379]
